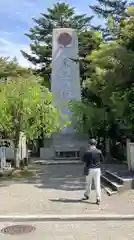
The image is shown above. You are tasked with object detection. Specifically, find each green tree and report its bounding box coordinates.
[90,0,127,21]
[71,9,134,160]
[71,16,134,138]
[0,57,31,80]
[118,15,134,52]
[75,31,103,84]
[83,15,134,134]
[69,100,105,137]
[90,0,128,40]
[21,2,92,78]
[0,75,66,167]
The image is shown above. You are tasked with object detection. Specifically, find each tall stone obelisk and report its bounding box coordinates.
[40,28,88,159]
[51,28,81,133]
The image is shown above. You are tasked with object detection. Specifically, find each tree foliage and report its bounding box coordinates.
[90,0,129,40]
[90,0,127,21]
[69,100,105,137]
[0,57,31,80]
[71,10,134,141]
[0,74,66,166]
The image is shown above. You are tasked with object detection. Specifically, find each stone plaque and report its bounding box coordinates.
[58,32,72,47]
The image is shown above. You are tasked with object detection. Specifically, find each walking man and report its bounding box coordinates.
[82,139,104,205]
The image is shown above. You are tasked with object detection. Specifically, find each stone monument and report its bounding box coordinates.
[40,28,88,159]
[51,28,81,131]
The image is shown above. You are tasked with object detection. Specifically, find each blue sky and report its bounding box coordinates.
[0,0,98,67]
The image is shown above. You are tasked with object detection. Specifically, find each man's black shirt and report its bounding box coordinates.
[82,147,103,169]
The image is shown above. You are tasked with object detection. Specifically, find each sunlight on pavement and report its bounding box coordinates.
[0,221,134,239]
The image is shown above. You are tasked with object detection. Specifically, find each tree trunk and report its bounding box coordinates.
[14,131,21,168]
[105,138,112,163]
[0,146,6,171]
[14,131,27,168]
[126,138,131,171]
[14,145,21,168]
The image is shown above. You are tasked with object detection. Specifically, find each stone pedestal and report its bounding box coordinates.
[127,139,134,171]
[40,133,88,160]
[40,147,54,160]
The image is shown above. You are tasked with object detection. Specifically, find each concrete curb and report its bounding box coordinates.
[0,214,134,222]
[33,160,82,165]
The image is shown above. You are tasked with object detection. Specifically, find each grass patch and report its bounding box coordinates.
[0,168,36,181]
[11,169,36,179]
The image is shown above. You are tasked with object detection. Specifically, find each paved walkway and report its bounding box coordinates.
[0,221,134,239]
[0,164,134,215]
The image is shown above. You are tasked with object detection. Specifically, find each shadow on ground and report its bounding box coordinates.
[50,198,97,204]
[1,164,134,191]
[0,164,86,191]
[26,164,85,191]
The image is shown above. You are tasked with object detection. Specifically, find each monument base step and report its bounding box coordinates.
[41,133,88,160]
[54,157,80,160]
[33,159,82,165]
[55,149,80,160]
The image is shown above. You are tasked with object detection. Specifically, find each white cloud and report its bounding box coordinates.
[0,0,51,67]
[0,37,32,67]
[0,0,45,24]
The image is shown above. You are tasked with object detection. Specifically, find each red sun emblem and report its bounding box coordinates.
[58,32,72,47]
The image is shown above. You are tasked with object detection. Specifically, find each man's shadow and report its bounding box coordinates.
[50,198,96,204]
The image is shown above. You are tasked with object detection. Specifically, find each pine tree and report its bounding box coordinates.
[90,0,129,40]
[90,0,128,22]
[21,2,93,77]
